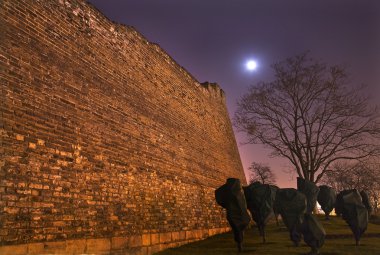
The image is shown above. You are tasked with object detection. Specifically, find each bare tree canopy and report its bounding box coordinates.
[322,160,380,212]
[248,162,276,185]
[234,53,380,183]
[322,161,380,192]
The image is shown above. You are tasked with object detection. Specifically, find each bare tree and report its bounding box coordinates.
[249,162,276,185]
[234,53,380,183]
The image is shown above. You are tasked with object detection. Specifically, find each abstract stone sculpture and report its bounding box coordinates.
[317,185,336,219]
[270,185,280,226]
[274,188,307,246]
[215,178,251,252]
[360,190,373,216]
[297,177,319,213]
[301,213,326,255]
[335,189,368,245]
[243,182,277,243]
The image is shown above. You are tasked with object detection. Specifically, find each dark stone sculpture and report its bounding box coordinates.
[317,185,336,219]
[243,182,277,243]
[335,189,351,217]
[215,178,251,252]
[274,188,307,246]
[360,190,373,216]
[297,177,319,213]
[335,189,368,245]
[301,213,326,255]
[270,185,280,226]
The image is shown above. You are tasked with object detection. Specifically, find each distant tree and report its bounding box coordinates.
[234,53,380,183]
[248,162,276,185]
[322,160,380,213]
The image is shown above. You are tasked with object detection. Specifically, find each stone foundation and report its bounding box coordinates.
[0,227,230,255]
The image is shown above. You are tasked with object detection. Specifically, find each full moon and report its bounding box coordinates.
[246,60,257,71]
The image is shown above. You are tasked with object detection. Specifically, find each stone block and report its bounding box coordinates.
[66,239,86,253]
[151,233,159,245]
[111,236,128,250]
[86,238,111,253]
[178,240,189,246]
[150,244,161,254]
[179,231,186,240]
[194,229,203,239]
[171,231,180,241]
[159,243,171,251]
[142,233,151,246]
[141,246,149,255]
[210,228,220,236]
[0,244,28,255]
[41,241,66,254]
[185,230,195,240]
[129,235,142,248]
[159,232,172,243]
[27,242,45,255]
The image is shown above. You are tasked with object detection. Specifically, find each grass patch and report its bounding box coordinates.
[370,214,380,225]
[155,216,380,255]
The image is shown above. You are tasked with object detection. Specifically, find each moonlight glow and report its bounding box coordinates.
[246,60,257,71]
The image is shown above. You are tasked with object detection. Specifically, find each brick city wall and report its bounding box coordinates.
[0,0,246,254]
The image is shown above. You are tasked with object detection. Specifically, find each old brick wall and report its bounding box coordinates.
[0,0,246,254]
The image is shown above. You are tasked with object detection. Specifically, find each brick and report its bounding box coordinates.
[4,207,20,214]
[31,189,40,196]
[28,142,36,149]
[53,221,66,227]
[29,183,43,189]
[15,134,24,141]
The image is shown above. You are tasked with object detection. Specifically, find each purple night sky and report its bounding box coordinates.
[88,0,380,188]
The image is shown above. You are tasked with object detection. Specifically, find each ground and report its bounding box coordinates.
[156,215,380,255]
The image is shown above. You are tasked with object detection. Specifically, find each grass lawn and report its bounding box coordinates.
[155,216,380,255]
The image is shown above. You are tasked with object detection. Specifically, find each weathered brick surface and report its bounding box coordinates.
[0,0,244,253]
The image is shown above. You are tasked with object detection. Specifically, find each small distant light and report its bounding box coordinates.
[246,60,257,71]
